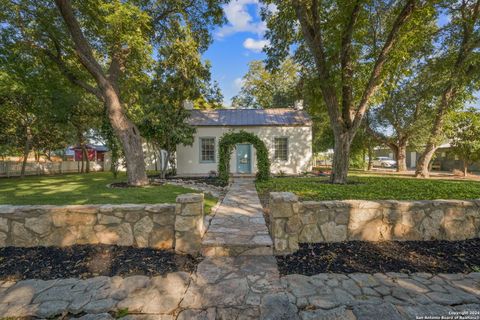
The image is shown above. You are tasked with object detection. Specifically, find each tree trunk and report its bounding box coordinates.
[463,160,468,176]
[20,127,32,178]
[104,89,148,186]
[160,150,170,179]
[169,152,177,176]
[415,143,436,178]
[330,132,353,184]
[396,142,407,172]
[152,146,158,172]
[367,144,373,171]
[80,152,84,173]
[82,145,90,173]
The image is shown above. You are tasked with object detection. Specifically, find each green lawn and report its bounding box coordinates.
[256,174,480,201]
[0,172,218,213]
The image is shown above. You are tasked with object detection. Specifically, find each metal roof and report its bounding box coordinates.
[187,108,312,127]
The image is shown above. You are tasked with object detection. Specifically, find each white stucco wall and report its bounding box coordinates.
[176,126,312,176]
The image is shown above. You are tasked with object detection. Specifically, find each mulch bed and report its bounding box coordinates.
[0,245,200,281]
[276,239,480,275]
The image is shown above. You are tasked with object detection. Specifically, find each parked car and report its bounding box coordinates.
[372,156,397,168]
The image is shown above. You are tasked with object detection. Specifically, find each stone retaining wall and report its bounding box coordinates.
[269,192,480,254]
[0,193,204,255]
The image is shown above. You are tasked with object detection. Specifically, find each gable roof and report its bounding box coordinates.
[187,108,312,127]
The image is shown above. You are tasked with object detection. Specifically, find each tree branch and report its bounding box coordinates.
[352,0,416,132]
[42,49,103,100]
[341,0,362,128]
[365,121,397,150]
[54,0,107,89]
[292,0,343,131]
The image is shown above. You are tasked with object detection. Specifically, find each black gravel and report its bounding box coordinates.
[276,239,480,275]
[0,245,199,281]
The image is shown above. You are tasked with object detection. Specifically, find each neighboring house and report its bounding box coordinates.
[71,144,108,162]
[374,143,480,172]
[176,108,313,176]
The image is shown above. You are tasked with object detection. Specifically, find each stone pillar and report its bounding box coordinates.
[174,193,204,255]
[269,192,301,254]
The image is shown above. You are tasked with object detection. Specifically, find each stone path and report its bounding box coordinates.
[283,271,480,320]
[0,262,478,319]
[201,179,273,256]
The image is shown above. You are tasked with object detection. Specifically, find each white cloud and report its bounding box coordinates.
[216,0,267,38]
[243,38,269,53]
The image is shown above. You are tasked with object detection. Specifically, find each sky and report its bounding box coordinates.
[202,0,270,107]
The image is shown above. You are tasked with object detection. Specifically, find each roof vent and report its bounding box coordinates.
[294,100,304,110]
[183,100,194,110]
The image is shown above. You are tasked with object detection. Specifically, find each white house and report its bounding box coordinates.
[176,108,313,176]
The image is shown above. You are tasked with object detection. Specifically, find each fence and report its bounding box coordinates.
[0,161,105,177]
[312,153,333,168]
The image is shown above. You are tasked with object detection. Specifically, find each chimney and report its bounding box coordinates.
[294,100,304,110]
[183,100,194,110]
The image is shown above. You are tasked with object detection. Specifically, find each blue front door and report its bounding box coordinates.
[236,144,252,173]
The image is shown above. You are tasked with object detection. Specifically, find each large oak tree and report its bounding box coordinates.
[1,0,225,185]
[262,0,436,183]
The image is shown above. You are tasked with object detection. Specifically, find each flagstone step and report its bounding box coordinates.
[201,244,273,257]
[201,179,273,257]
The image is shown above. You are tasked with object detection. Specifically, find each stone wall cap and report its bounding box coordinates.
[176,193,204,203]
[270,192,298,203]
[0,205,15,214]
[297,199,480,207]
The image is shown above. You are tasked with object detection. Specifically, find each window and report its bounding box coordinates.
[200,137,215,163]
[274,137,288,161]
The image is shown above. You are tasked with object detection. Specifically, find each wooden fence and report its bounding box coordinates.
[0,161,105,177]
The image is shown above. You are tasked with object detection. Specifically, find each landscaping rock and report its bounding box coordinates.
[260,293,299,320]
[134,216,154,247]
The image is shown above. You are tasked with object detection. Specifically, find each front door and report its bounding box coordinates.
[236,144,252,174]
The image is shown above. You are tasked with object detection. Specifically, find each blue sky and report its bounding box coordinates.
[203,0,269,106]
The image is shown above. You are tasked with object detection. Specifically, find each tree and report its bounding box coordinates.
[1,0,226,185]
[0,46,74,176]
[262,0,437,183]
[415,0,480,177]
[445,109,480,176]
[367,66,434,172]
[232,58,300,109]
[139,27,222,178]
[140,106,196,178]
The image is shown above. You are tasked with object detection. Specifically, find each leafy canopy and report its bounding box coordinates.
[445,109,480,168]
[232,58,300,109]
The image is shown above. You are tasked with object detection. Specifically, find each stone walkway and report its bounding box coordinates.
[0,180,478,319]
[0,261,478,319]
[201,179,273,256]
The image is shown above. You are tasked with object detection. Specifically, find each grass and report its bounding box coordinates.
[0,172,218,214]
[256,173,480,201]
